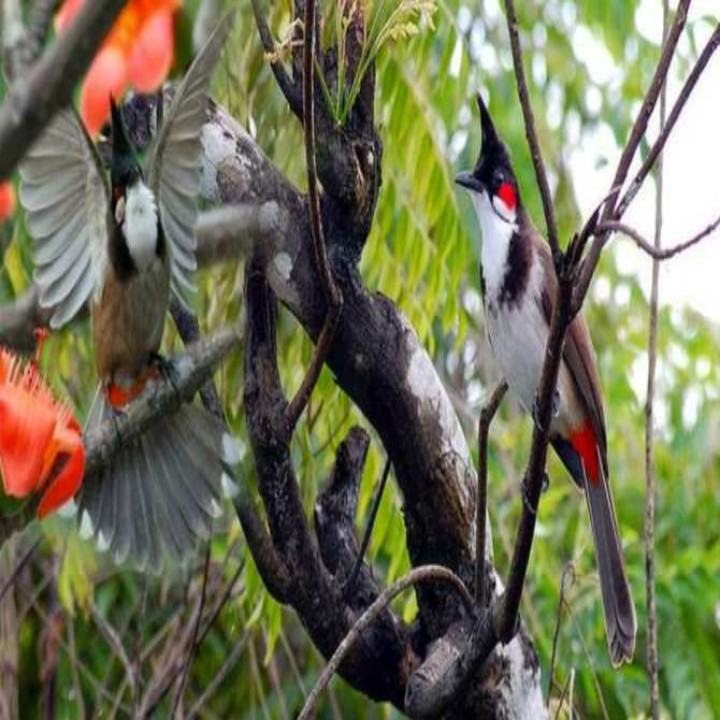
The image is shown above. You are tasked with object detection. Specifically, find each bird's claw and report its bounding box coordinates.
[151,352,180,394]
[520,476,538,516]
[532,388,561,432]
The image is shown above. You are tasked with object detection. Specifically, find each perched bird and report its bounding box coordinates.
[19,16,236,571]
[456,94,636,666]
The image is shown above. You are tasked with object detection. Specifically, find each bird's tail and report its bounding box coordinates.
[584,451,637,666]
[78,388,238,572]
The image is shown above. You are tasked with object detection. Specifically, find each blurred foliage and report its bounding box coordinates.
[1,0,719,718]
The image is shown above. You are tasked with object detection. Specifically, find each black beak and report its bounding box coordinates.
[455,171,485,193]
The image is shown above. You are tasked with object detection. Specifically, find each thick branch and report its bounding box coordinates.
[0,0,128,181]
[85,326,239,474]
[298,565,474,720]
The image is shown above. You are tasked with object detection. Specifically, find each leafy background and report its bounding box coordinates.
[1,0,719,718]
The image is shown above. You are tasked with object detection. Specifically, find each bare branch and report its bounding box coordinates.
[285,0,343,432]
[596,215,720,261]
[90,604,137,695]
[250,0,303,116]
[171,543,212,717]
[644,5,670,714]
[502,0,560,261]
[574,0,691,309]
[547,563,575,701]
[84,326,240,476]
[476,380,508,606]
[618,21,720,218]
[298,565,474,720]
[0,0,128,181]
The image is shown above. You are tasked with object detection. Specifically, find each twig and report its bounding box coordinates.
[0,536,41,603]
[343,457,392,597]
[0,0,128,181]
[186,630,249,720]
[250,0,303,115]
[476,381,508,605]
[90,604,137,695]
[297,565,473,720]
[596,215,720,261]
[502,0,560,261]
[645,5,669,717]
[617,21,720,219]
[573,0,691,311]
[171,542,212,717]
[547,563,575,701]
[285,0,343,433]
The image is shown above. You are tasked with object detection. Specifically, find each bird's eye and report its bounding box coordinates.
[493,170,504,187]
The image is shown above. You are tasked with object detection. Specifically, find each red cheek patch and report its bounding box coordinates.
[497,182,516,210]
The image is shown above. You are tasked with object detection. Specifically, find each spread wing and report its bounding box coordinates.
[19,109,110,329]
[535,235,608,465]
[147,13,234,307]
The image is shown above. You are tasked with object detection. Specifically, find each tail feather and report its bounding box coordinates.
[78,388,228,571]
[585,449,637,666]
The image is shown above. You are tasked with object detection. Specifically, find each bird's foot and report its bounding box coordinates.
[541,471,550,494]
[532,388,561,431]
[150,352,180,394]
[520,475,537,516]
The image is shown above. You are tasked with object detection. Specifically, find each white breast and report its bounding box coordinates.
[122,182,158,272]
[471,191,517,297]
[485,261,582,434]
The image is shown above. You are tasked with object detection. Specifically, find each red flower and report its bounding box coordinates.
[0,182,16,223]
[57,0,180,135]
[0,348,85,518]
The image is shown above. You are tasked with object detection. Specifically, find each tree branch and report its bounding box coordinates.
[476,381,508,606]
[502,0,560,261]
[573,0,691,310]
[250,0,303,117]
[0,0,128,181]
[644,4,669,714]
[596,215,720,261]
[285,0,343,432]
[298,565,473,720]
[617,21,720,219]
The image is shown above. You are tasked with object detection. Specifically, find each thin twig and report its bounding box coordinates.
[645,4,669,717]
[285,0,343,432]
[617,21,720,219]
[298,565,474,720]
[186,631,250,720]
[250,0,302,116]
[476,380,508,605]
[596,215,720,261]
[502,0,560,261]
[171,541,212,717]
[573,0,691,310]
[90,604,137,695]
[0,536,41,603]
[547,563,575,701]
[343,457,392,597]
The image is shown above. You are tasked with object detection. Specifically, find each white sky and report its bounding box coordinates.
[569,0,720,322]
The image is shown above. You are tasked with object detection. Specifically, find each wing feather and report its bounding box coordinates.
[148,13,234,307]
[19,109,110,328]
[535,235,608,464]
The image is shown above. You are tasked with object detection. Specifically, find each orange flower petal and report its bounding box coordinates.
[0,389,57,498]
[37,432,86,519]
[81,47,129,136]
[127,10,175,93]
[0,182,16,223]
